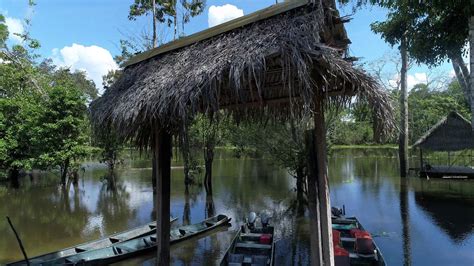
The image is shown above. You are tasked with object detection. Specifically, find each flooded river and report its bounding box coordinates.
[0,149,473,265]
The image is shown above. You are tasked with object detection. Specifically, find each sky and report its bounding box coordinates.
[0,0,462,93]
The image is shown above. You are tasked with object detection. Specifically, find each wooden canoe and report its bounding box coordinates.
[332,216,386,266]
[40,214,231,265]
[7,217,177,266]
[220,225,275,266]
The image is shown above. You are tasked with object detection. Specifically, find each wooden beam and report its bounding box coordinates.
[306,131,323,266]
[154,128,172,265]
[124,0,308,68]
[313,96,334,266]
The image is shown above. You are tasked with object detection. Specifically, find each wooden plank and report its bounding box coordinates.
[154,128,172,265]
[313,96,334,266]
[124,0,309,68]
[235,243,272,249]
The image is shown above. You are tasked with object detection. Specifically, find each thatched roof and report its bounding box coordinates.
[90,0,394,145]
[413,112,474,151]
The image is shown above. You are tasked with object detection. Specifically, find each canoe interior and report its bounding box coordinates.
[40,214,230,265]
[332,216,386,266]
[7,217,178,266]
[221,225,275,266]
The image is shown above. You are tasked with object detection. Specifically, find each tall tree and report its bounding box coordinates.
[371,7,415,177]
[341,0,472,126]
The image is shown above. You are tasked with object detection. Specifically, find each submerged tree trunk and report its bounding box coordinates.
[9,168,20,188]
[399,37,409,178]
[180,127,192,187]
[61,158,70,186]
[204,143,214,194]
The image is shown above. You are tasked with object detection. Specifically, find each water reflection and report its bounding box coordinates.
[399,177,411,266]
[0,149,473,265]
[414,181,474,243]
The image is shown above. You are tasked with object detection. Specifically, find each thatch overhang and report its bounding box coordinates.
[413,112,474,152]
[90,0,394,145]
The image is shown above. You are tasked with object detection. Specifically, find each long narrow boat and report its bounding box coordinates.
[7,217,178,266]
[332,215,386,266]
[221,212,275,266]
[40,214,231,265]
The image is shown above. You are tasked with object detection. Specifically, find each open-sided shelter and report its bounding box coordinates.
[413,112,474,179]
[90,0,395,264]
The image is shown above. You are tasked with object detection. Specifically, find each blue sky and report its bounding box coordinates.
[1,0,457,92]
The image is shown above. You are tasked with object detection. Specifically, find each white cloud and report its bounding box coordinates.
[389,72,428,90]
[5,16,24,43]
[208,4,244,28]
[52,43,118,94]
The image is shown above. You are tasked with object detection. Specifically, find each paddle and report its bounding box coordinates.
[6,216,30,266]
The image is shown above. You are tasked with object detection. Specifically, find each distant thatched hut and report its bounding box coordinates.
[413,112,474,179]
[90,0,394,264]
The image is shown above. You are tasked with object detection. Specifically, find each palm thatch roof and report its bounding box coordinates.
[413,112,474,151]
[90,0,394,146]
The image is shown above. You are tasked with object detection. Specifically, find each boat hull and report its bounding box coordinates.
[7,217,178,266]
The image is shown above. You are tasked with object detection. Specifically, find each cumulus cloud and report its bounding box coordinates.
[5,16,24,43]
[208,4,244,28]
[389,72,428,90]
[52,43,118,93]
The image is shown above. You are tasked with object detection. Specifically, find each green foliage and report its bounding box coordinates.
[408,80,470,143]
[0,17,93,181]
[0,14,8,48]
[93,130,124,172]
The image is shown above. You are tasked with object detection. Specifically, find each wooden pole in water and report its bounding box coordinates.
[306,131,323,266]
[6,216,30,266]
[154,128,172,265]
[313,96,334,266]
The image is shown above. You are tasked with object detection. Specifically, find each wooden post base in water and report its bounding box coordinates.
[154,129,172,265]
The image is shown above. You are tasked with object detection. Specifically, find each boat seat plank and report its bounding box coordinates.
[235,242,272,250]
[341,237,355,242]
[241,233,264,238]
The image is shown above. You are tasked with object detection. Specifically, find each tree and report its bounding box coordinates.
[370,6,415,177]
[340,0,472,126]
[128,0,206,43]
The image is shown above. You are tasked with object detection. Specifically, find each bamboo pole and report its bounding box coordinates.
[313,96,334,266]
[6,216,30,266]
[154,128,172,265]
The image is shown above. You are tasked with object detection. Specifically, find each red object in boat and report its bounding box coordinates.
[332,229,342,246]
[350,229,375,255]
[334,245,350,266]
[259,234,272,245]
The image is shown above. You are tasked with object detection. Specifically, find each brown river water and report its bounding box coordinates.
[0,149,473,265]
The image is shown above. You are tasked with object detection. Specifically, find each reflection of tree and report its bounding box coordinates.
[400,177,411,266]
[0,181,90,261]
[205,188,215,218]
[96,172,135,233]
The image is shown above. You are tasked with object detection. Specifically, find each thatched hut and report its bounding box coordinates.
[90,0,394,264]
[413,112,474,179]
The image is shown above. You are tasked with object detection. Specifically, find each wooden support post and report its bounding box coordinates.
[313,97,334,266]
[419,148,423,171]
[154,128,172,265]
[305,131,322,266]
